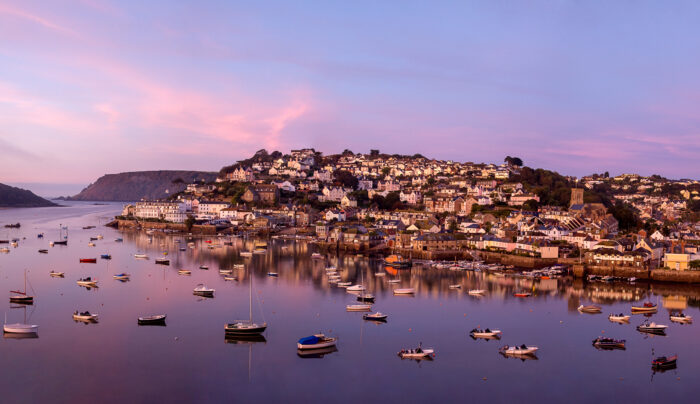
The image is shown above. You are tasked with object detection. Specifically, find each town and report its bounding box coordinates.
[116,148,700,280]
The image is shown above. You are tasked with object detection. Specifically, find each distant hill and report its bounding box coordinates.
[69,171,217,201]
[0,183,58,207]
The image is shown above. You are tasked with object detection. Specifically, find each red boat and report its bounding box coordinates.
[79,258,97,263]
[514,292,532,298]
[652,355,677,370]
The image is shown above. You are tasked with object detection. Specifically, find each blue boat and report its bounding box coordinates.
[100,254,112,260]
[115,238,123,242]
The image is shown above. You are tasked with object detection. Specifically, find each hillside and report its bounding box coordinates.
[0,183,58,207]
[69,171,217,201]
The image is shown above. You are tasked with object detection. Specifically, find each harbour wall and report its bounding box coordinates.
[111,219,218,235]
[573,264,700,284]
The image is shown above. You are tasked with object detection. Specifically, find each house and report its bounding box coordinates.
[325,209,347,222]
[662,253,692,271]
[340,195,358,208]
[242,184,279,204]
[134,201,187,223]
[225,166,255,182]
[320,186,349,202]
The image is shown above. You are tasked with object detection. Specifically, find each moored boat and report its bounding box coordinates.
[240,251,253,257]
[134,253,148,259]
[193,284,214,297]
[578,305,602,314]
[77,277,98,287]
[514,292,531,298]
[297,334,337,350]
[608,313,631,323]
[470,328,502,339]
[393,288,415,295]
[670,313,692,324]
[383,254,412,268]
[346,284,365,292]
[652,355,677,370]
[592,336,626,349]
[337,282,352,287]
[499,344,538,356]
[113,273,130,280]
[138,314,167,325]
[38,249,48,254]
[79,258,97,263]
[468,289,486,296]
[72,311,98,322]
[155,258,170,265]
[346,304,372,312]
[631,302,657,313]
[178,269,192,275]
[398,343,434,359]
[636,321,667,334]
[363,312,387,321]
[357,293,375,302]
[100,254,111,260]
[49,270,64,278]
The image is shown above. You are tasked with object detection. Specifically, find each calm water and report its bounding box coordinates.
[0,202,699,403]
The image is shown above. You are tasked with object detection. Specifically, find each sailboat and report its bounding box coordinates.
[225,270,267,335]
[4,307,38,335]
[53,225,68,245]
[10,270,34,304]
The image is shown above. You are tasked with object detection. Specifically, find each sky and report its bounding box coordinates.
[1,0,700,194]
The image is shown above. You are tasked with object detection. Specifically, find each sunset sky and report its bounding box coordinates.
[1,1,700,194]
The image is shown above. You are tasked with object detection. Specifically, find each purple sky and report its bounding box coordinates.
[1,0,700,189]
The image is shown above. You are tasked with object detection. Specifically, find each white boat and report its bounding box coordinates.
[375,272,386,277]
[578,305,602,314]
[3,323,38,334]
[398,344,434,359]
[311,253,324,260]
[670,313,693,324]
[325,266,337,271]
[134,253,148,259]
[76,277,97,287]
[470,328,502,338]
[240,252,253,257]
[138,314,166,325]
[608,314,631,323]
[233,264,245,269]
[500,345,538,356]
[337,282,352,287]
[387,279,401,284]
[49,270,65,278]
[346,304,372,312]
[468,289,486,296]
[88,242,95,247]
[636,322,668,333]
[96,235,103,240]
[297,334,337,350]
[112,273,130,280]
[193,284,214,297]
[448,284,462,289]
[253,248,266,255]
[393,288,415,295]
[0,247,10,253]
[219,268,233,274]
[178,269,192,275]
[72,311,98,321]
[346,285,365,292]
[224,276,237,281]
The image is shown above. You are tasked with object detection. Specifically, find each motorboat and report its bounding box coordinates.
[670,313,693,324]
[346,285,365,292]
[77,277,98,287]
[468,289,487,296]
[193,284,214,297]
[240,252,253,257]
[398,344,434,359]
[79,258,97,263]
[72,311,98,322]
[178,269,192,275]
[199,265,209,270]
[100,254,111,260]
[155,258,170,265]
[499,345,538,356]
[393,288,415,295]
[219,268,233,274]
[631,302,657,314]
[267,272,279,277]
[357,294,375,302]
[470,328,502,339]
[311,253,324,260]
[113,273,130,280]
[363,312,387,321]
[578,305,602,314]
[115,238,123,242]
[337,282,352,287]
[0,247,9,253]
[652,355,677,370]
[383,254,412,268]
[138,314,166,325]
[448,285,462,289]
[592,337,625,349]
[608,313,631,323]
[636,321,668,334]
[38,249,48,254]
[49,270,65,278]
[346,304,372,312]
[387,279,401,284]
[253,248,266,255]
[134,253,148,259]
[514,292,531,298]
[297,334,337,350]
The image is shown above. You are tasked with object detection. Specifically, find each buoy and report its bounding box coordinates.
[408,328,412,332]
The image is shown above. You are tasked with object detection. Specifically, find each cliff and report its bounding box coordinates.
[0,183,58,207]
[69,171,217,201]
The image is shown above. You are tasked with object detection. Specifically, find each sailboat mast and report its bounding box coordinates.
[249,269,253,322]
[24,269,27,294]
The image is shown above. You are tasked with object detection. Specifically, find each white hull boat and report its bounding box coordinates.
[398,346,434,359]
[297,334,337,350]
[76,279,97,287]
[134,253,148,259]
[337,282,352,287]
[3,323,38,334]
[393,288,415,295]
[49,271,64,278]
[608,314,630,323]
[470,329,502,338]
[468,289,486,296]
[670,314,692,324]
[448,285,462,289]
[346,285,365,292]
[240,252,253,257]
[500,345,538,356]
[387,279,401,284]
[346,304,372,312]
[73,312,98,321]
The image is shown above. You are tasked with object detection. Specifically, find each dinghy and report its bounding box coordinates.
[499,345,538,356]
[387,279,401,284]
[219,268,233,274]
[76,277,98,287]
[346,285,365,292]
[199,265,209,270]
[631,302,657,314]
[113,273,130,280]
[100,254,111,260]
[240,251,253,257]
[608,313,631,323]
[155,258,170,265]
[337,282,352,287]
[652,355,677,370]
[134,253,148,259]
[513,292,531,298]
[363,312,387,321]
[448,284,462,289]
[393,288,415,295]
[468,289,486,296]
[79,258,97,263]
[346,304,372,312]
[138,314,166,325]
[49,270,65,278]
[193,284,214,297]
[72,311,98,322]
[38,249,48,254]
[297,334,337,350]
[178,269,192,275]
[578,305,602,314]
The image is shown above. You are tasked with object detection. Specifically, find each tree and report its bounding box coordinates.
[504,156,523,167]
[607,202,639,232]
[342,149,354,156]
[522,199,538,211]
[604,171,610,178]
[185,215,195,232]
[332,170,358,189]
[370,149,380,157]
[381,167,391,178]
[690,260,700,270]
[172,177,184,184]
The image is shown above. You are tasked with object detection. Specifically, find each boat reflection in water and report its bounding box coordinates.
[297,346,338,359]
[3,332,39,340]
[225,334,267,344]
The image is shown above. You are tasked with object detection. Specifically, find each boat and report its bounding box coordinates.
[337,282,352,287]
[470,328,502,339]
[82,226,95,230]
[193,284,214,297]
[233,264,245,269]
[219,268,233,274]
[357,294,375,302]
[499,345,538,356]
[37,233,44,238]
[383,254,412,268]
[113,273,130,280]
[398,344,434,359]
[96,235,103,240]
[346,285,365,292]
[76,277,98,287]
[3,309,38,335]
[178,269,192,275]
[224,276,237,281]
[79,258,97,263]
[134,253,148,259]
[267,272,278,277]
[468,289,486,296]
[514,292,531,298]
[199,265,209,270]
[387,279,401,284]
[4,223,20,228]
[346,304,372,312]
[311,253,324,260]
[49,270,64,278]
[652,355,677,370]
[448,285,462,289]
[578,305,602,314]
[297,334,337,350]
[0,247,10,253]
[115,238,123,242]
[138,314,167,325]
[375,272,386,277]
[393,288,415,295]
[87,242,96,247]
[179,247,186,251]
[240,252,253,257]
[224,271,267,336]
[608,313,631,323]
[100,254,111,260]
[10,270,34,304]
[253,247,266,254]
[636,321,668,334]
[155,258,170,265]
[670,313,693,324]
[72,311,98,322]
[631,302,658,313]
[363,312,387,321]
[592,337,626,349]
